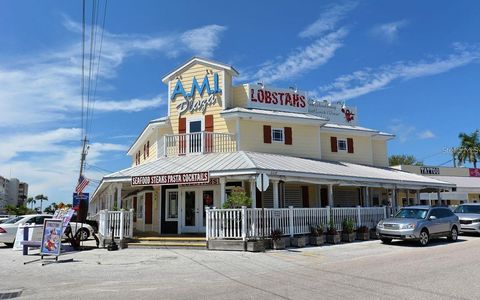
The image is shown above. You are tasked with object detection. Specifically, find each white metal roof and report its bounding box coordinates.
[101,151,452,189]
[427,176,480,192]
[321,123,394,138]
[161,57,239,83]
[221,107,328,125]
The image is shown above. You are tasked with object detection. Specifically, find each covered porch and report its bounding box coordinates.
[89,151,453,238]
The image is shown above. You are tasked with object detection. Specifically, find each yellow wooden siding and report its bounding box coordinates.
[168,63,230,135]
[320,133,374,165]
[372,140,388,167]
[231,85,248,108]
[239,120,321,159]
[468,193,480,202]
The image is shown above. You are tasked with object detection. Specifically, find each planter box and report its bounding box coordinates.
[341,232,356,243]
[356,231,370,241]
[264,238,272,250]
[326,234,341,244]
[272,238,286,250]
[309,235,325,246]
[290,236,306,248]
[370,230,378,240]
[246,240,265,252]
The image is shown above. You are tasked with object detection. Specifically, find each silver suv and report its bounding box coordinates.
[377,206,460,246]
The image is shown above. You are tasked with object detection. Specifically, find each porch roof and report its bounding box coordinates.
[92,151,453,201]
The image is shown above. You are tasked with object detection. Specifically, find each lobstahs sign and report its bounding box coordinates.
[247,84,308,114]
[131,172,210,186]
[171,73,222,115]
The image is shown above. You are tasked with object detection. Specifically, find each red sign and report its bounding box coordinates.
[247,84,308,113]
[469,168,480,177]
[131,172,209,186]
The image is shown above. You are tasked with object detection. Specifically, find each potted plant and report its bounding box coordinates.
[326,219,341,244]
[341,218,356,242]
[309,224,325,246]
[290,235,307,247]
[270,229,286,250]
[356,225,370,241]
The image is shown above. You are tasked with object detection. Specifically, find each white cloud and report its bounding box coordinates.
[299,2,357,38]
[254,28,348,83]
[0,18,226,129]
[370,20,408,43]
[417,130,435,139]
[316,44,480,101]
[389,120,415,143]
[181,25,227,57]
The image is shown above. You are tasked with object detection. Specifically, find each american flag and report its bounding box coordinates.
[75,175,89,194]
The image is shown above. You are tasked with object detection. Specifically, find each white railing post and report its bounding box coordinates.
[119,209,125,240]
[103,209,109,238]
[326,206,330,226]
[289,206,294,237]
[201,132,205,154]
[129,209,134,237]
[357,206,361,227]
[163,136,167,157]
[241,206,247,241]
[383,206,387,219]
[205,207,210,240]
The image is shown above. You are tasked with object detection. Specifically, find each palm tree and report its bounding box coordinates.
[34,194,48,212]
[456,130,480,168]
[389,154,423,166]
[27,197,36,210]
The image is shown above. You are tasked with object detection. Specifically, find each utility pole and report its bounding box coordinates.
[79,136,89,180]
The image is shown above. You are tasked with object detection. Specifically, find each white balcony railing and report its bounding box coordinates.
[163,132,237,156]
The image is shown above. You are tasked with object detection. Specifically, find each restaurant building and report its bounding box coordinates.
[89,57,452,236]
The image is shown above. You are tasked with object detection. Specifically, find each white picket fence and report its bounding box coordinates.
[206,206,388,240]
[97,209,134,240]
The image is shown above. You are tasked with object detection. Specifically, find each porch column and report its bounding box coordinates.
[416,190,420,204]
[437,188,442,206]
[116,184,122,210]
[250,178,257,208]
[328,184,334,207]
[365,187,370,207]
[220,177,226,207]
[392,188,397,209]
[406,189,410,206]
[272,179,279,208]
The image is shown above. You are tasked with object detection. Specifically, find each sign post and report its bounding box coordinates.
[256,173,269,247]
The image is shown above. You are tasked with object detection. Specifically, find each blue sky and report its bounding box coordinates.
[1,0,479,208]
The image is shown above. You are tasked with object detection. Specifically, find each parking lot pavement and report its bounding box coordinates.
[1,235,480,300]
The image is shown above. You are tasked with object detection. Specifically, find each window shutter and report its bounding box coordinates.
[284,127,292,145]
[143,144,146,159]
[347,138,354,153]
[263,125,272,144]
[205,115,214,132]
[147,141,150,157]
[330,136,338,152]
[178,117,186,134]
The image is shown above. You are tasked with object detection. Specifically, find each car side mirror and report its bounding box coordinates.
[429,216,437,220]
[390,214,394,217]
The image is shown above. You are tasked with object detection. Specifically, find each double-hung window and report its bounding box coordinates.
[337,139,348,151]
[272,128,284,143]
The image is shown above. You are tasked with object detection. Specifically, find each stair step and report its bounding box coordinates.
[128,241,206,249]
[135,236,205,242]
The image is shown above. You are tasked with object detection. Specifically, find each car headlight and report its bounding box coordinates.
[401,223,416,229]
[377,220,384,228]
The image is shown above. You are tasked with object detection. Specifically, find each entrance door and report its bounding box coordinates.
[181,189,215,233]
[188,120,202,153]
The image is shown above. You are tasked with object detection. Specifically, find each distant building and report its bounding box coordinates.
[392,165,480,205]
[0,175,29,213]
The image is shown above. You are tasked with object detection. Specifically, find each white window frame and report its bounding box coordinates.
[337,138,348,152]
[271,128,284,143]
[165,189,179,221]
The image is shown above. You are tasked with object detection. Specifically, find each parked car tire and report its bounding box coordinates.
[447,226,458,242]
[75,228,90,241]
[419,229,429,246]
[381,238,392,244]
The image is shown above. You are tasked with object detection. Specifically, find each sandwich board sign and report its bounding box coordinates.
[40,219,63,257]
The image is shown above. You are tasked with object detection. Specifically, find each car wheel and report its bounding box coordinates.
[381,238,392,244]
[76,228,90,241]
[448,227,458,242]
[419,230,429,246]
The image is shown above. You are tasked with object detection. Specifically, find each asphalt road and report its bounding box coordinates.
[1,235,480,300]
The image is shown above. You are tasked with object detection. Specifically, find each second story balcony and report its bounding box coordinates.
[163,132,237,157]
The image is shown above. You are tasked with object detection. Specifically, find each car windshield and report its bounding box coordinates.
[395,209,428,219]
[3,216,24,224]
[454,205,480,214]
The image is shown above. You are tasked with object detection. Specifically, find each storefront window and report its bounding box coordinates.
[166,190,178,220]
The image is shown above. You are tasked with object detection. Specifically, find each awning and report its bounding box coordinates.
[426,176,480,193]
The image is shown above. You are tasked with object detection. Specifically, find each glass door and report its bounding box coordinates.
[181,189,215,233]
[188,120,202,153]
[182,191,197,232]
